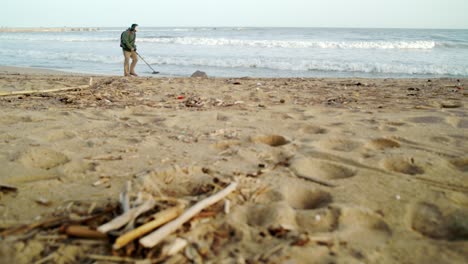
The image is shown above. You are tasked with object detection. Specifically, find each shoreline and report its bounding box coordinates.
[1,65,467,80]
[0,65,106,76]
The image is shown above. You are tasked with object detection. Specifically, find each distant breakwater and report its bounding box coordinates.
[0,27,100,33]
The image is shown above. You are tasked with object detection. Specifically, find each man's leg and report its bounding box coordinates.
[130,51,139,76]
[123,50,131,76]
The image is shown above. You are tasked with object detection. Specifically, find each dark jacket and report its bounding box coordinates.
[120,29,136,52]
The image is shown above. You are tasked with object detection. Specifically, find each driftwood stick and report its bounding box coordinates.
[0,84,90,97]
[97,199,155,233]
[0,216,66,237]
[140,182,238,248]
[0,78,92,97]
[120,181,132,213]
[5,174,61,184]
[65,225,107,239]
[0,183,17,193]
[113,204,185,250]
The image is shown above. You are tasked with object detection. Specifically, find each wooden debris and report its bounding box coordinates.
[64,225,107,239]
[0,183,17,193]
[35,197,52,206]
[120,181,132,213]
[85,155,123,161]
[288,170,336,187]
[113,204,185,250]
[92,177,110,187]
[161,238,188,257]
[98,199,156,233]
[224,199,231,214]
[0,78,92,97]
[0,216,66,237]
[140,182,238,248]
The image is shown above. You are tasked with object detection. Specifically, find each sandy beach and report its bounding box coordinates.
[0,67,467,263]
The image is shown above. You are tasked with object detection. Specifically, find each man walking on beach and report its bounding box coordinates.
[121,24,139,77]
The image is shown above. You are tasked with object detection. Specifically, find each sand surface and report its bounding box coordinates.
[0,69,467,263]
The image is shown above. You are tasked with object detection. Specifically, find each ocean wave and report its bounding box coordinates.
[3,49,121,64]
[0,34,441,49]
[4,49,467,76]
[146,56,468,76]
[138,37,437,49]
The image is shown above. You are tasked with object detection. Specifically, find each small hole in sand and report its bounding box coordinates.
[449,158,468,172]
[366,138,400,150]
[382,157,424,175]
[251,135,289,147]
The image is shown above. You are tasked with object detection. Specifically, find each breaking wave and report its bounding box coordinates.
[0,34,446,50]
[139,37,438,50]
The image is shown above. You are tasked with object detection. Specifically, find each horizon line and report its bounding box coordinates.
[1,25,468,30]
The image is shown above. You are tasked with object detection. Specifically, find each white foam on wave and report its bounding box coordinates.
[138,37,437,49]
[148,56,468,76]
[3,49,121,64]
[1,34,438,49]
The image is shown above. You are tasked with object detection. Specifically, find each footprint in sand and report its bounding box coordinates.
[296,207,340,233]
[300,124,328,134]
[408,202,468,240]
[446,117,468,129]
[319,138,361,152]
[238,186,335,232]
[365,138,400,150]
[245,201,298,229]
[279,184,338,232]
[290,158,357,181]
[337,206,391,248]
[18,148,69,169]
[47,130,77,141]
[250,134,289,147]
[212,140,242,151]
[449,157,468,172]
[430,136,452,144]
[381,157,424,175]
[407,116,444,124]
[254,182,333,210]
[386,121,406,127]
[280,185,332,210]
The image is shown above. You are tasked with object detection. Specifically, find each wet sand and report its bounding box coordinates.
[0,68,467,263]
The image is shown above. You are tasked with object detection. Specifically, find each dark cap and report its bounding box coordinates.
[131,24,138,29]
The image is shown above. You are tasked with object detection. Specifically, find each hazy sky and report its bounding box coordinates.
[3,0,468,29]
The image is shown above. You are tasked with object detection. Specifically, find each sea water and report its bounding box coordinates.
[1,27,467,78]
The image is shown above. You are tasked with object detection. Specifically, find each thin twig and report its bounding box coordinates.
[65,225,108,239]
[98,199,156,233]
[0,84,90,97]
[287,169,336,187]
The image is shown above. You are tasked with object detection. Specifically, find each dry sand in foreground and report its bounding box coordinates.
[0,71,467,263]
